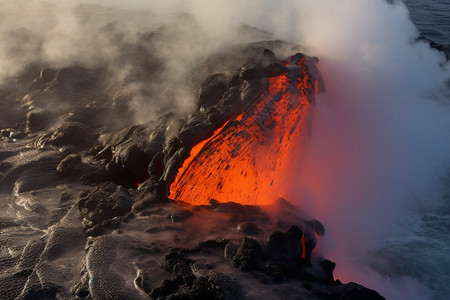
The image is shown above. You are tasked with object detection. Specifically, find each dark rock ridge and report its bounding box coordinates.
[417,36,450,61]
[0,38,384,299]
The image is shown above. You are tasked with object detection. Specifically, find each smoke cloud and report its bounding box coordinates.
[0,0,271,124]
[2,0,449,298]
[164,3,450,298]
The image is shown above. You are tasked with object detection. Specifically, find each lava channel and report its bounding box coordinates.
[170,53,324,206]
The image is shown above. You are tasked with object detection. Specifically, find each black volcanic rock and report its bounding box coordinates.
[0,34,385,300]
[237,222,261,235]
[36,122,97,149]
[150,275,221,300]
[87,115,172,186]
[267,226,303,268]
[232,237,262,271]
[198,73,229,109]
[26,110,54,132]
[417,36,450,60]
[176,114,215,148]
[262,63,290,77]
[148,151,165,180]
[240,66,264,80]
[42,66,106,101]
[56,153,82,176]
[78,182,132,231]
[314,282,385,300]
[321,259,336,284]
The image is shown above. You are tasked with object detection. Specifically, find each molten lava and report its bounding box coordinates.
[170,54,323,206]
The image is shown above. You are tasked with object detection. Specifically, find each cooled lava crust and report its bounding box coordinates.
[0,39,384,300]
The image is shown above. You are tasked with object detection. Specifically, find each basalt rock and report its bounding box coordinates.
[150,275,221,300]
[313,282,385,300]
[321,259,336,284]
[236,222,261,236]
[144,221,384,300]
[77,182,133,232]
[198,73,229,109]
[302,219,326,262]
[56,153,83,177]
[26,110,54,132]
[86,115,171,187]
[0,35,386,300]
[232,237,262,271]
[266,226,304,273]
[36,122,97,149]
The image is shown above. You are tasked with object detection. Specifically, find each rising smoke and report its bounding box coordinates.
[2,0,449,299]
[0,0,269,124]
[191,1,450,298]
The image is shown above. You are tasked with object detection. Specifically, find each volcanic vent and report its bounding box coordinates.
[167,52,325,206]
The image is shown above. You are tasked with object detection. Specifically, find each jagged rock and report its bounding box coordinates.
[36,122,97,148]
[303,219,325,262]
[77,182,132,229]
[314,282,385,300]
[56,153,82,176]
[198,73,229,109]
[177,114,215,148]
[148,151,165,179]
[161,248,192,275]
[321,259,336,284]
[263,226,304,280]
[232,237,262,271]
[26,110,53,132]
[150,275,220,300]
[161,147,187,183]
[88,117,170,186]
[224,240,240,260]
[240,66,263,80]
[262,63,290,77]
[0,36,387,300]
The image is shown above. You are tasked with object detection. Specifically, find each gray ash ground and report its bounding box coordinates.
[0,37,387,299]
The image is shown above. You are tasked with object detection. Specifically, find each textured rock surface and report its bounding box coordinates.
[0,31,385,299]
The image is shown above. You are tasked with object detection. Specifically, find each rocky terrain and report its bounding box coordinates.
[0,26,386,299]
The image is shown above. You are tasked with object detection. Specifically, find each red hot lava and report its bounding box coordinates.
[170,53,324,206]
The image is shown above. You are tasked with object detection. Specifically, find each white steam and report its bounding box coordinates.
[0,0,259,122]
[2,0,450,298]
[190,0,450,298]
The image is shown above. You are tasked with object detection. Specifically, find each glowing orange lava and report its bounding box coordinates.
[170,55,322,206]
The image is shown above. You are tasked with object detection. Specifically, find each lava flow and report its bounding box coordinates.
[170,53,324,206]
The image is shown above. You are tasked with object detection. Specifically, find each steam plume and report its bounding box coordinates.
[2,0,449,298]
